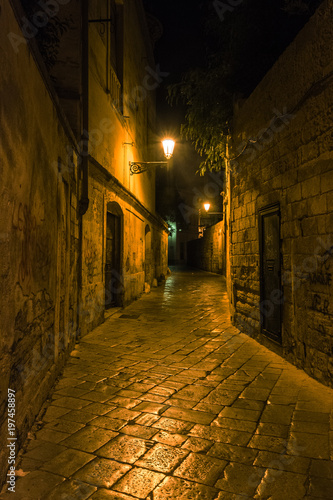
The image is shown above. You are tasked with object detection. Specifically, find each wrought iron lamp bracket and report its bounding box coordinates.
[129,161,167,175]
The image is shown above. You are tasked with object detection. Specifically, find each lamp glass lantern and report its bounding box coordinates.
[129,138,175,175]
[162,139,175,160]
[204,203,211,212]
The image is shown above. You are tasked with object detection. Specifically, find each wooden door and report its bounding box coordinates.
[105,212,121,308]
[259,204,282,343]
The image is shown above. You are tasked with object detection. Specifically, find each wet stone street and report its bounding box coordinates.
[2,268,333,500]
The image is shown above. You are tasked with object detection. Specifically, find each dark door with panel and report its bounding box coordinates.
[105,212,121,308]
[259,204,282,343]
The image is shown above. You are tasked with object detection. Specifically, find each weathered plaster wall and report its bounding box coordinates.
[152,225,169,280]
[0,0,168,488]
[79,0,168,332]
[50,0,82,139]
[187,221,225,275]
[124,0,157,210]
[229,0,333,386]
[88,0,156,213]
[79,161,169,335]
[0,0,79,486]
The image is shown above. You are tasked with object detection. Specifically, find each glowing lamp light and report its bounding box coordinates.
[129,139,176,174]
[204,203,211,212]
[162,139,175,160]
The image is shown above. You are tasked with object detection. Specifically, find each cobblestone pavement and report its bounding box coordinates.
[2,268,333,500]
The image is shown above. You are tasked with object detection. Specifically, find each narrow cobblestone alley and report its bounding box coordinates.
[2,268,333,500]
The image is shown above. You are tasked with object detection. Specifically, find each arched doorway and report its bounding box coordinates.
[105,202,123,308]
[145,224,152,285]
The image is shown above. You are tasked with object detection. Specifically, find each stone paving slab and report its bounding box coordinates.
[1,268,333,499]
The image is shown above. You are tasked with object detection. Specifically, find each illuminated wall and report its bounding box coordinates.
[0,0,80,486]
[0,0,168,487]
[228,0,333,387]
[80,0,168,334]
[52,0,169,335]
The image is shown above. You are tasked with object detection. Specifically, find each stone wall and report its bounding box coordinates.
[78,0,168,332]
[187,221,225,274]
[0,0,80,486]
[88,0,157,212]
[79,162,168,335]
[0,0,168,488]
[228,0,333,386]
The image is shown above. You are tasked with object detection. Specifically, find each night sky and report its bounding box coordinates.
[144,0,323,121]
[143,0,208,198]
[143,0,205,78]
[144,0,323,208]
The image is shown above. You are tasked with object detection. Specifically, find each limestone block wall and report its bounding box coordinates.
[229,0,333,386]
[0,0,80,486]
[152,225,169,280]
[187,221,225,274]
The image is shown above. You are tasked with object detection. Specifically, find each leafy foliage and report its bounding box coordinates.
[168,67,232,175]
[168,0,323,175]
[21,0,72,70]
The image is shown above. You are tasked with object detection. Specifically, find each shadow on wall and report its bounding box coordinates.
[187,221,225,275]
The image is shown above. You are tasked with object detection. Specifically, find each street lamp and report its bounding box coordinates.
[130,139,175,175]
[162,139,175,159]
[203,202,223,216]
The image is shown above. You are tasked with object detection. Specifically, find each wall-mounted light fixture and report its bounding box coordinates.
[129,139,175,175]
[162,139,175,159]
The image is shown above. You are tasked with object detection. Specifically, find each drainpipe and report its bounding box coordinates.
[225,135,233,318]
[77,0,89,341]
[79,0,89,216]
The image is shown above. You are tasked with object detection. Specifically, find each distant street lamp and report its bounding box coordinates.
[130,138,175,175]
[198,208,203,238]
[203,202,223,216]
